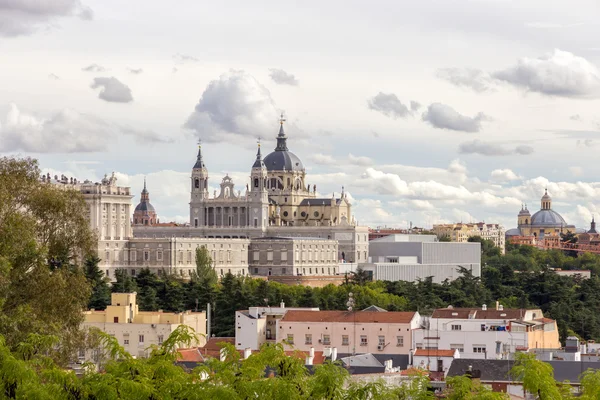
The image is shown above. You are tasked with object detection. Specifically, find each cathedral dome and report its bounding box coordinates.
[530,209,567,227]
[135,201,155,213]
[264,150,304,172]
[263,117,304,172]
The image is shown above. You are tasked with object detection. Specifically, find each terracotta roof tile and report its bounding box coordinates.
[414,349,457,357]
[281,310,416,324]
[177,348,204,362]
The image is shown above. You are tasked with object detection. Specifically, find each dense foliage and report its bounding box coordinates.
[0,157,95,365]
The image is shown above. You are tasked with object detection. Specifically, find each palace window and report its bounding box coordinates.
[342,335,349,346]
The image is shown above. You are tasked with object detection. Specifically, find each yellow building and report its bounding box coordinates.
[506,190,576,240]
[432,222,505,253]
[83,293,206,360]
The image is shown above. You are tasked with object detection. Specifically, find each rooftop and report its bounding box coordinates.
[281,310,416,324]
[414,349,457,357]
[431,307,536,320]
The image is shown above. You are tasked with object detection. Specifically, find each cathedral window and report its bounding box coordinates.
[283,211,288,217]
[195,178,199,188]
[314,211,319,217]
[254,178,259,188]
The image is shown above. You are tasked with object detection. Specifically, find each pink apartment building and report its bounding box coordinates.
[278,310,421,368]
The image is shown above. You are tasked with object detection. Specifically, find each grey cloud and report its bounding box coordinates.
[173,53,199,63]
[90,77,133,103]
[269,68,299,86]
[184,70,279,144]
[48,73,60,80]
[515,145,534,155]
[493,49,600,98]
[422,103,489,132]
[82,64,106,72]
[0,103,168,153]
[410,101,422,112]
[0,0,92,37]
[459,139,533,156]
[368,92,410,119]
[570,114,582,121]
[127,67,143,74]
[436,68,495,92]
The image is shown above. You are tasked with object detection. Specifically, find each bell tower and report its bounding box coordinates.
[190,141,209,227]
[249,141,269,230]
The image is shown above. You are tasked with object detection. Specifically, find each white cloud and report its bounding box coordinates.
[82,64,106,72]
[309,153,336,166]
[0,103,169,153]
[436,68,495,92]
[0,0,92,37]
[569,166,584,177]
[368,92,411,119]
[269,68,299,86]
[422,103,489,132]
[184,70,280,144]
[173,53,199,64]
[493,49,600,98]
[491,169,521,182]
[90,77,133,103]
[348,153,373,167]
[459,140,533,156]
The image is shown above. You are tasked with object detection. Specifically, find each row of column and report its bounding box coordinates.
[202,206,249,227]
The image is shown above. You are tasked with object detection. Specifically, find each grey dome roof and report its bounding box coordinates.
[506,228,522,236]
[264,150,304,172]
[263,123,304,171]
[530,209,567,227]
[135,201,155,213]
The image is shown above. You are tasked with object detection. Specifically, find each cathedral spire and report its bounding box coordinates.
[252,139,265,168]
[194,139,206,169]
[275,113,289,151]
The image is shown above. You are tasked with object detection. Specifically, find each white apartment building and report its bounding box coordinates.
[235,303,320,351]
[432,222,505,253]
[83,293,206,360]
[412,304,560,360]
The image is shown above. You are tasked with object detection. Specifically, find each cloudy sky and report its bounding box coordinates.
[2,0,600,230]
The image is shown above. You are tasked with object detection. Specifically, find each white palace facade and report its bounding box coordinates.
[44,118,368,278]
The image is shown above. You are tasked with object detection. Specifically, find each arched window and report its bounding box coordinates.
[194,178,199,188]
[254,178,259,188]
[525,219,529,225]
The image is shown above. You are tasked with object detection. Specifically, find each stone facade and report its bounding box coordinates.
[249,237,339,276]
[101,237,250,279]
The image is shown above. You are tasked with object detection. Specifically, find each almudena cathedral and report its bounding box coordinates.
[44,118,369,283]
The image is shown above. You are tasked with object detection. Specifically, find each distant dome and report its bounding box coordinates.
[135,201,155,213]
[530,209,567,227]
[506,228,522,236]
[518,208,531,216]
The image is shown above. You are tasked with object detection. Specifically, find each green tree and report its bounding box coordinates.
[84,256,111,310]
[439,234,452,242]
[195,246,218,285]
[112,269,138,293]
[0,157,93,364]
[510,352,564,399]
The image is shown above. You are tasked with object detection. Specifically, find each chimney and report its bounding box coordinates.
[332,347,338,361]
[496,301,499,310]
[280,301,285,309]
[499,304,504,311]
[310,347,315,358]
[306,355,314,365]
[482,304,487,311]
[244,348,252,359]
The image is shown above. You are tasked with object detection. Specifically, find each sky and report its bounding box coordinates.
[2,0,600,231]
